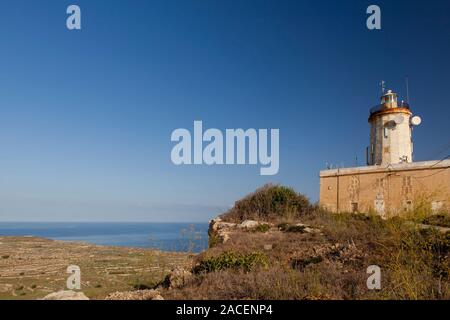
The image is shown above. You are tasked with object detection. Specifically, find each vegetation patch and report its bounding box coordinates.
[132,283,153,290]
[252,224,271,233]
[291,256,324,270]
[423,214,450,228]
[194,251,269,273]
[221,184,315,223]
[208,231,222,248]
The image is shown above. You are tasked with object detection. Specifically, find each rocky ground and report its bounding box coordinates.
[0,236,193,300]
[160,213,450,300]
[1,214,448,300]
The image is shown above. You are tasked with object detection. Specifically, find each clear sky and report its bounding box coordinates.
[0,0,449,222]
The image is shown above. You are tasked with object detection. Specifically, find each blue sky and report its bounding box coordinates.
[0,0,449,221]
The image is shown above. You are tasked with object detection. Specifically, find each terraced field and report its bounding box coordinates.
[0,236,192,300]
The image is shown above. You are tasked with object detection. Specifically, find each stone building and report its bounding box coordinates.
[319,88,450,216]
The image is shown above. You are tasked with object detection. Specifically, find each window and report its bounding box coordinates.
[404,200,413,211]
[431,201,443,213]
[375,199,385,214]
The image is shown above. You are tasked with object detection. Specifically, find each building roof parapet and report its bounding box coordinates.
[319,159,450,177]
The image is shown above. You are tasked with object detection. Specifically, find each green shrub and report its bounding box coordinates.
[222,184,314,223]
[194,251,269,273]
[208,231,222,248]
[252,224,270,233]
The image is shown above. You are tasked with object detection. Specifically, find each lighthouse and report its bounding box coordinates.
[320,84,449,215]
[367,89,422,166]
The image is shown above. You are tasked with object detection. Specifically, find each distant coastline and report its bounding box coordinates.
[0,222,209,253]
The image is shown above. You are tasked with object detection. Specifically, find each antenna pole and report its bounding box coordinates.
[406,77,410,103]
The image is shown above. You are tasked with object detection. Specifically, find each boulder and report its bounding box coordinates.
[41,290,89,300]
[238,220,260,229]
[105,289,163,300]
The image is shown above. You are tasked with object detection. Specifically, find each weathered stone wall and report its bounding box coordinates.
[319,160,450,217]
[369,111,414,165]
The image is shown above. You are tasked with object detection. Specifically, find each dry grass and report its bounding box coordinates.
[162,184,450,300]
[164,265,367,300]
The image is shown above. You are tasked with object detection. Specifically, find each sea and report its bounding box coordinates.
[0,222,209,253]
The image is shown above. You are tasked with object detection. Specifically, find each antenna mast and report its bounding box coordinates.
[406,77,410,103]
[380,80,386,95]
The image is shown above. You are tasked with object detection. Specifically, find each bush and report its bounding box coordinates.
[194,251,269,273]
[252,224,270,233]
[222,184,314,223]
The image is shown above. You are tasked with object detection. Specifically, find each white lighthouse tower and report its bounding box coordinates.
[367,88,422,166]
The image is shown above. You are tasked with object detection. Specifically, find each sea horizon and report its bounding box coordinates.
[0,221,209,253]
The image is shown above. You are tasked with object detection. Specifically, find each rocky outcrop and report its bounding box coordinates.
[105,289,164,300]
[208,217,236,244]
[209,217,276,245]
[41,290,89,300]
[209,217,323,246]
[238,220,261,229]
[290,241,366,271]
[165,267,192,289]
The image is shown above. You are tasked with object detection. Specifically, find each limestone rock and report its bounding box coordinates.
[209,217,237,244]
[210,217,237,231]
[303,226,321,234]
[291,223,322,234]
[238,220,260,229]
[105,289,163,300]
[41,290,89,300]
[166,267,192,289]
